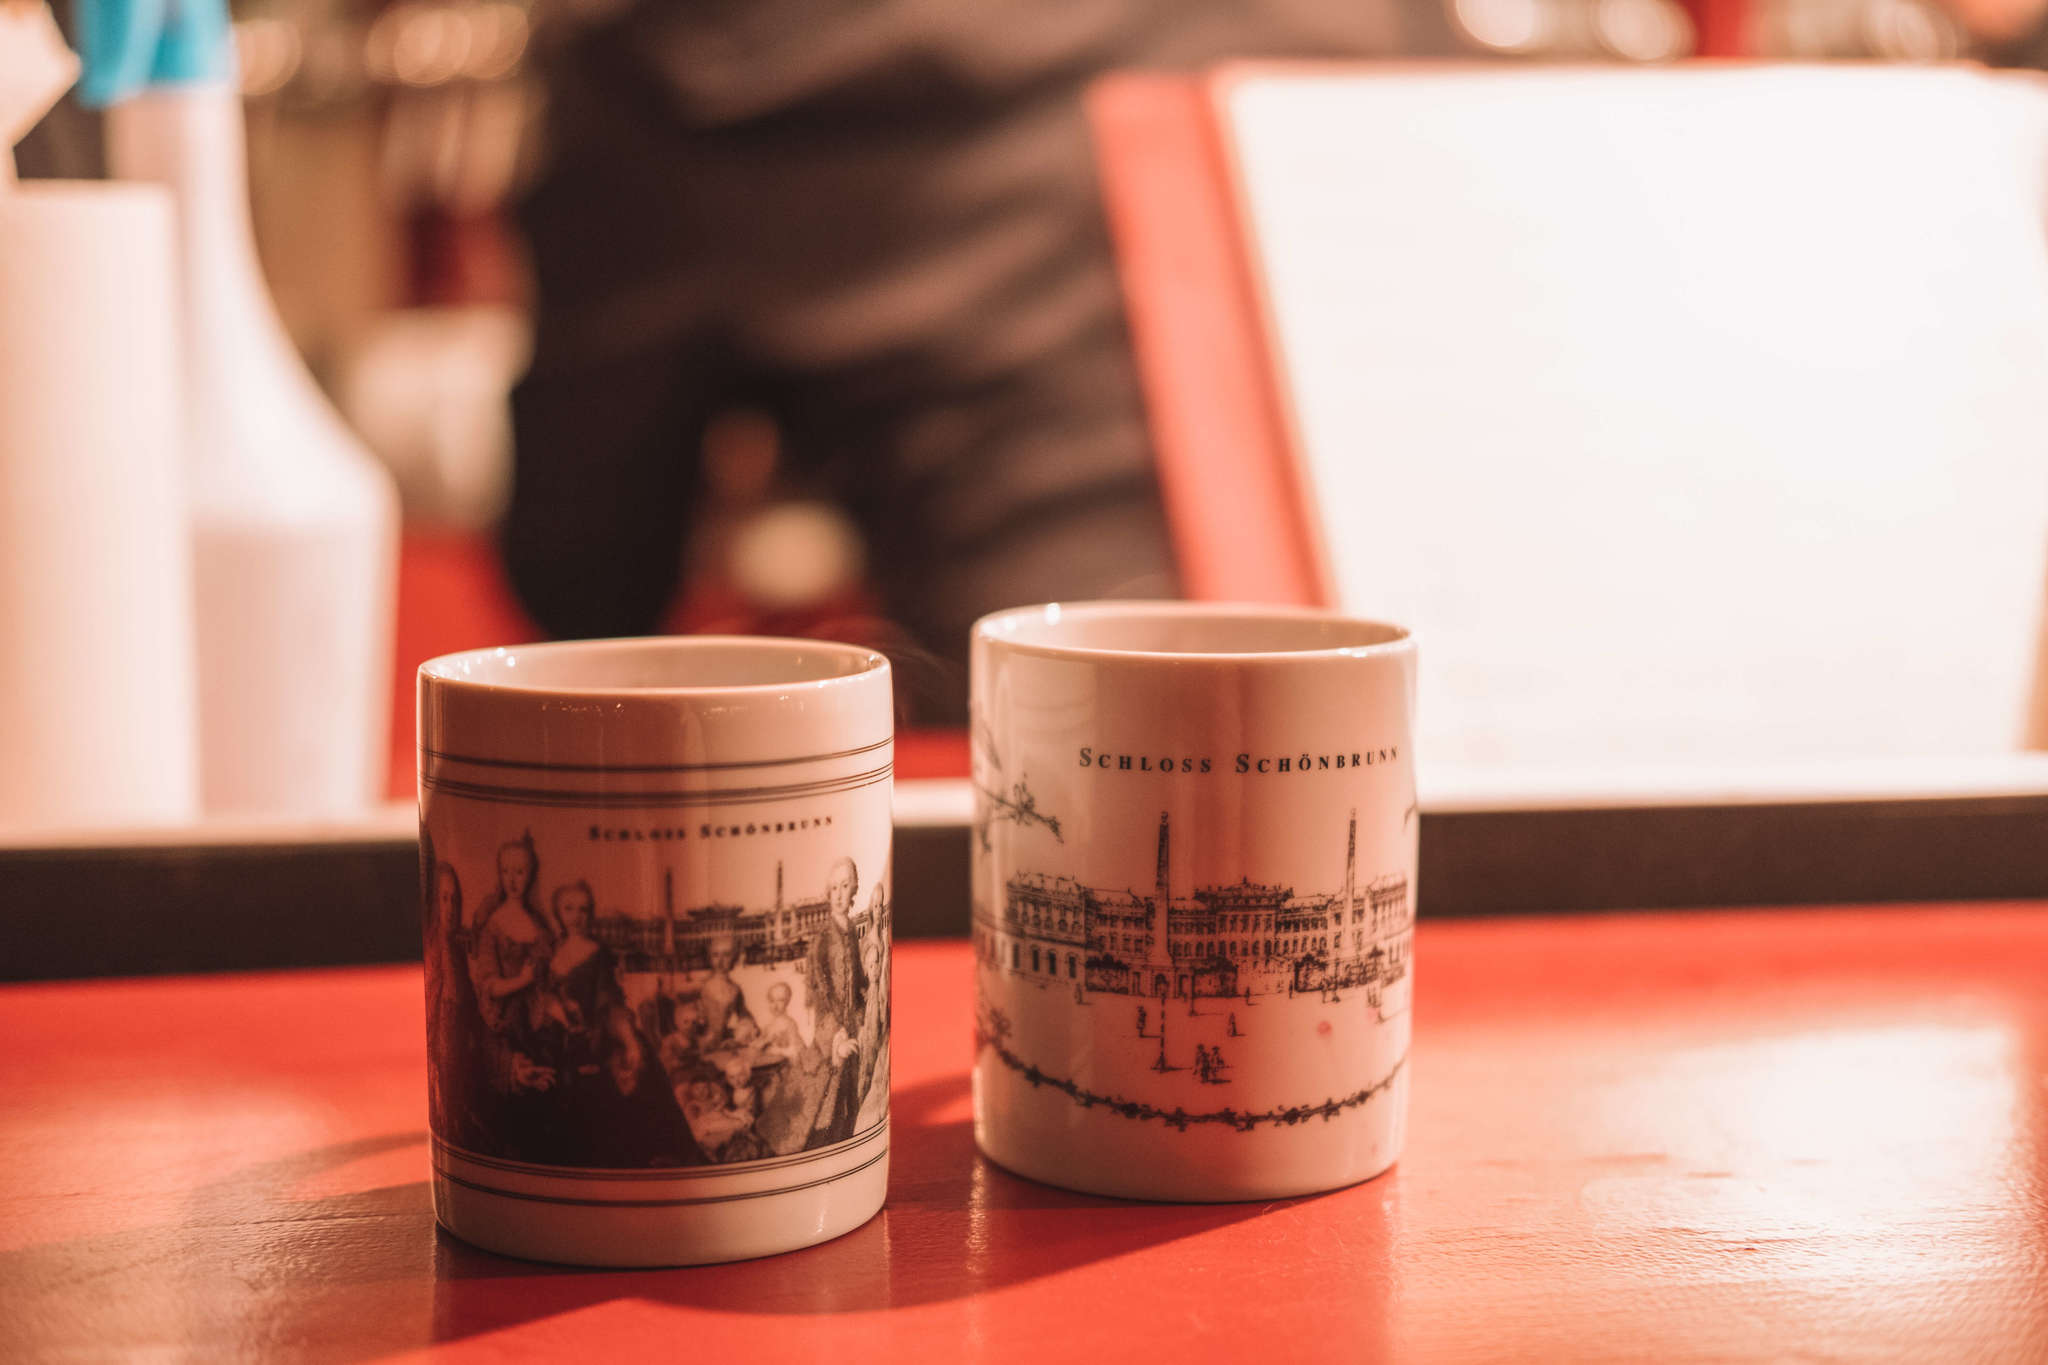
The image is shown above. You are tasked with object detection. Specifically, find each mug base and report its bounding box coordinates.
[973,1134,1398,1204]
[432,1144,889,1268]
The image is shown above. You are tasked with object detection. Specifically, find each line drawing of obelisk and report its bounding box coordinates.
[1345,807,1357,950]
[1144,811,1173,998]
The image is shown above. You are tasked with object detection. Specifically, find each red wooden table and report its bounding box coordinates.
[6,904,2046,1362]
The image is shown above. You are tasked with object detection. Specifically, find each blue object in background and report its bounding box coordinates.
[75,0,232,107]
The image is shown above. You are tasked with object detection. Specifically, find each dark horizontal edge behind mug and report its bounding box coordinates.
[8,788,2048,981]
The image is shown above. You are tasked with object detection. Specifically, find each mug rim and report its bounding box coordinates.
[418,635,892,699]
[972,601,1413,664]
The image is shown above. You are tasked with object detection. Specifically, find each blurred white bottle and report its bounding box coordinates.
[0,4,200,833]
[104,83,398,817]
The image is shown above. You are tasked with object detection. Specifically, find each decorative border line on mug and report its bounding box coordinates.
[977,1016,1407,1134]
[419,763,893,810]
[420,736,894,774]
[431,1118,888,1182]
[436,1144,891,1209]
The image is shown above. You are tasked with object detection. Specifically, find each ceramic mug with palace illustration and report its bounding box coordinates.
[418,637,894,1265]
[970,603,1416,1201]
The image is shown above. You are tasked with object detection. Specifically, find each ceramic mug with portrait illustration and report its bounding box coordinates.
[970,603,1417,1202]
[418,637,894,1266]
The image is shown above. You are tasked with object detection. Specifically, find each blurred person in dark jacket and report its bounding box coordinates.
[503,0,1456,719]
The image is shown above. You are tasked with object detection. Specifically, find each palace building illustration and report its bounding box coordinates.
[974,811,1411,1001]
[590,864,838,974]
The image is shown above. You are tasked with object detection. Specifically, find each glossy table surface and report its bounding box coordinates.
[6,904,2047,1362]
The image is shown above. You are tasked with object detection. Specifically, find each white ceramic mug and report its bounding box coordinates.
[970,603,1416,1201]
[418,637,894,1265]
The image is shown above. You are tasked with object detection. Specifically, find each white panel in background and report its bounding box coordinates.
[1220,66,2048,797]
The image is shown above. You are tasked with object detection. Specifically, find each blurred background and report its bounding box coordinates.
[15,0,2043,797]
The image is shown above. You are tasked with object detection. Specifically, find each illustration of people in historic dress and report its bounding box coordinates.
[466,834,565,1159]
[658,999,709,1081]
[870,883,893,1045]
[853,900,890,1134]
[422,840,485,1149]
[547,879,620,1034]
[717,1056,770,1161]
[758,982,808,1065]
[544,878,624,1126]
[431,826,889,1167]
[690,1014,774,1163]
[755,981,826,1155]
[681,1052,773,1163]
[697,935,751,1046]
[577,1005,705,1167]
[680,1076,748,1157]
[807,856,869,1146]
